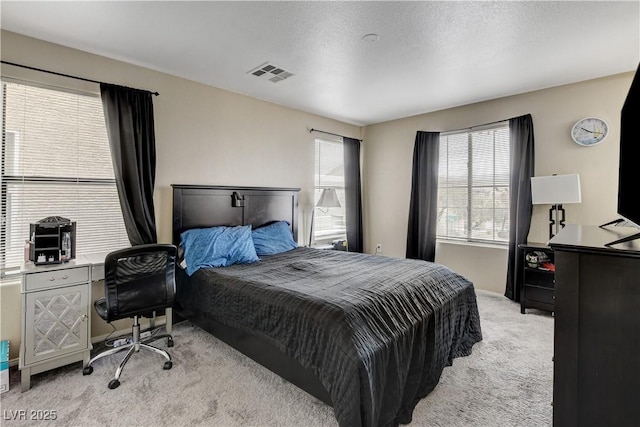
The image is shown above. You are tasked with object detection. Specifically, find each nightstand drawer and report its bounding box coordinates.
[24,266,89,291]
[524,269,555,288]
[524,285,554,305]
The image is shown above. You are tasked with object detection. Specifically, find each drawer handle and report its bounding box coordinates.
[49,275,69,281]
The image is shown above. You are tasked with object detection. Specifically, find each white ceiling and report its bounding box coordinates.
[1,1,639,126]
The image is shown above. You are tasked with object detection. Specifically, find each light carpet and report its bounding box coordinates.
[0,290,554,426]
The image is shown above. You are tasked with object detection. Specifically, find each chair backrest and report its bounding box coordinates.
[103,244,177,322]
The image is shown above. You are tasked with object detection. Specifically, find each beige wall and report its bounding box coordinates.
[363,72,634,293]
[0,31,360,360]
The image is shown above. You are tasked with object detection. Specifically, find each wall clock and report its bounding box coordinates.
[571,117,609,146]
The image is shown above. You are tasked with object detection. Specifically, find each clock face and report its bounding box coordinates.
[571,117,609,146]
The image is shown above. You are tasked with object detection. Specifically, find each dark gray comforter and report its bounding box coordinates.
[175,247,482,427]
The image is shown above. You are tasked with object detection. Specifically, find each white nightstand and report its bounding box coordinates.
[19,258,93,391]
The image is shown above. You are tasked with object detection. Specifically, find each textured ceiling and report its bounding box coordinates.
[1,1,639,126]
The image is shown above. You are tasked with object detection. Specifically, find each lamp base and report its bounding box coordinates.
[549,204,566,239]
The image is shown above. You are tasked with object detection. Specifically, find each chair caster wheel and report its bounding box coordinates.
[108,379,120,389]
[167,337,174,347]
[83,366,93,376]
[163,361,172,370]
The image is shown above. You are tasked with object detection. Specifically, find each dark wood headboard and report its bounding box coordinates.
[171,185,300,245]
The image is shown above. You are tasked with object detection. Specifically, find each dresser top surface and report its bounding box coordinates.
[20,252,109,274]
[549,224,640,256]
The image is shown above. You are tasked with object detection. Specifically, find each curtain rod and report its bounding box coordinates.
[309,128,362,142]
[1,60,160,96]
[438,118,511,135]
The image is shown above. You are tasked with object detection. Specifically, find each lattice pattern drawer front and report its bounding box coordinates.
[24,284,89,365]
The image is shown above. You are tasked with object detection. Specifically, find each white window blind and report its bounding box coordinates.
[437,123,510,244]
[1,81,129,274]
[313,138,346,244]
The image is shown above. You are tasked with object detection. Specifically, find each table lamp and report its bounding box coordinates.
[531,174,582,239]
[308,188,341,246]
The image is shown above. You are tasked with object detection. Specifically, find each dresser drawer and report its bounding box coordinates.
[24,266,89,291]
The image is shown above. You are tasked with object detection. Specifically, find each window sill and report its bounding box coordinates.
[436,239,508,251]
[311,244,334,250]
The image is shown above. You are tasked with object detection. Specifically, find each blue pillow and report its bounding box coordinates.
[180,225,259,276]
[252,221,297,256]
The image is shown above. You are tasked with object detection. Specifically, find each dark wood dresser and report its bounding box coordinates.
[549,224,640,427]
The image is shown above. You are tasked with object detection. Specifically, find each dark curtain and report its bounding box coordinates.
[505,114,535,301]
[101,83,158,246]
[406,131,440,262]
[343,137,363,252]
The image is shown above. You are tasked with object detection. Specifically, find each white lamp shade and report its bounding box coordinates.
[531,174,582,205]
[316,188,341,208]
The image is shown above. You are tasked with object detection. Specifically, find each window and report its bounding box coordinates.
[437,123,510,244]
[313,138,346,245]
[1,81,129,276]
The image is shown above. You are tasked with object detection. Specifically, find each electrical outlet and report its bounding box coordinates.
[375,244,382,255]
[140,331,152,340]
[113,338,128,348]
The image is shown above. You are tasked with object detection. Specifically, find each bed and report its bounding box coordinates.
[172,184,482,427]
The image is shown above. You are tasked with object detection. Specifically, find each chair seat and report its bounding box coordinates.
[94,297,166,322]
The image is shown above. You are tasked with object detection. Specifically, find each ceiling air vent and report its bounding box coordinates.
[248,62,294,83]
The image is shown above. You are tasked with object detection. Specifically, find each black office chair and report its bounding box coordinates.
[82,244,177,389]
